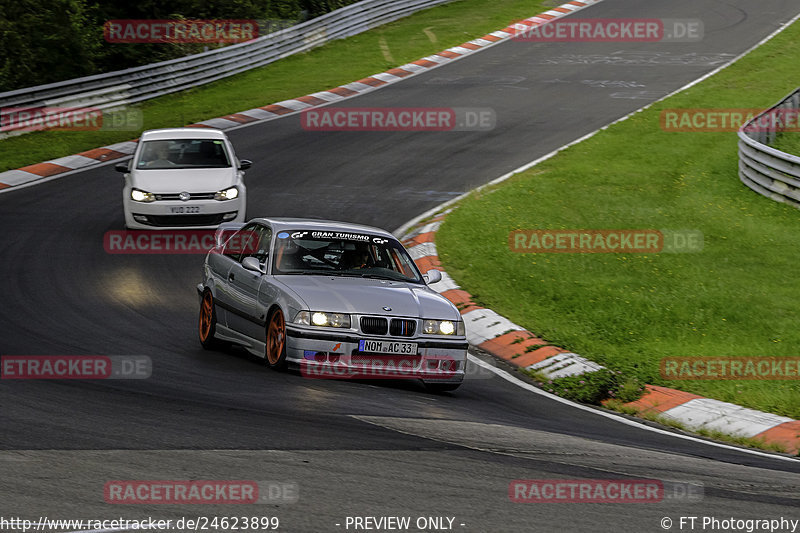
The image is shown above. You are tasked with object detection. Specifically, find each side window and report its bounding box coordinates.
[389,247,415,278]
[246,225,272,264]
[223,224,260,262]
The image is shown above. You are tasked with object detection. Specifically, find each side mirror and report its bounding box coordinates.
[238,159,252,170]
[115,162,130,173]
[424,269,442,284]
[242,256,264,274]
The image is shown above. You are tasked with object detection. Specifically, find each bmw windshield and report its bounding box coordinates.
[272,230,423,283]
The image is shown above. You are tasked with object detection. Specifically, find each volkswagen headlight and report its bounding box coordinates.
[130,188,155,202]
[215,186,239,201]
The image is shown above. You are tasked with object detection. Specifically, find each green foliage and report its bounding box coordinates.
[0,0,550,171]
[772,131,800,156]
[0,0,98,91]
[0,0,362,92]
[437,18,800,418]
[537,369,645,405]
[300,0,359,18]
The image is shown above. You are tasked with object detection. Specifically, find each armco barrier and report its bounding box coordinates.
[738,87,800,208]
[0,0,453,134]
[0,0,606,190]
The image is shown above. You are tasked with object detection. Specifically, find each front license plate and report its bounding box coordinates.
[358,340,417,355]
[169,206,201,214]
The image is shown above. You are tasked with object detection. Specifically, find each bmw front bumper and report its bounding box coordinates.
[285,326,468,383]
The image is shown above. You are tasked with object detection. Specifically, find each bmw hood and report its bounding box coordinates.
[130,168,236,193]
[276,276,459,320]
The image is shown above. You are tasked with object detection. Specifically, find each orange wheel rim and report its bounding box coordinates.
[199,293,213,341]
[267,311,285,364]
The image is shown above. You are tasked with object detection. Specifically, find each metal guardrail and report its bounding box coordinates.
[0,0,452,113]
[738,88,800,208]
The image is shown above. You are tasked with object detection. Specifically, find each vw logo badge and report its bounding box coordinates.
[179,191,191,201]
[382,306,392,311]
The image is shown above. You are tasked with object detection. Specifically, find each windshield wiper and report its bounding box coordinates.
[306,272,400,280]
[359,273,404,281]
[286,271,410,282]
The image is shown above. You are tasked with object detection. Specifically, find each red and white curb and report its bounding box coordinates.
[2,0,796,454]
[391,5,800,455]
[400,210,800,454]
[0,0,604,192]
[401,212,606,376]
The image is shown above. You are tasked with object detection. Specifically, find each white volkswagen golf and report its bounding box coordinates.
[117,128,250,229]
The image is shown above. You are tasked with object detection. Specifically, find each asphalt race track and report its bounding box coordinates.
[2,1,800,531]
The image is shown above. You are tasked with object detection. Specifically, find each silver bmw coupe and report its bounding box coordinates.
[197,218,468,391]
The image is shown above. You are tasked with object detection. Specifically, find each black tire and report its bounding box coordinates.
[265,308,288,370]
[198,290,224,350]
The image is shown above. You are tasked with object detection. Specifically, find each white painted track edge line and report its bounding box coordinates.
[467,355,799,463]
[224,0,605,135]
[0,0,606,196]
[393,9,800,236]
[394,11,800,456]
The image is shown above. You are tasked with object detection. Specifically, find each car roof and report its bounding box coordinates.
[251,218,396,239]
[139,128,228,141]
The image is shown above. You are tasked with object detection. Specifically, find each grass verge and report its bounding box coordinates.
[0,0,549,173]
[436,19,800,419]
[772,132,800,156]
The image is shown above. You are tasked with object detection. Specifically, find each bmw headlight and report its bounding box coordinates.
[294,311,351,328]
[214,186,239,201]
[423,319,465,336]
[130,188,155,202]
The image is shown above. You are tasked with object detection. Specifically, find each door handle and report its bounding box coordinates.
[228,273,235,281]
